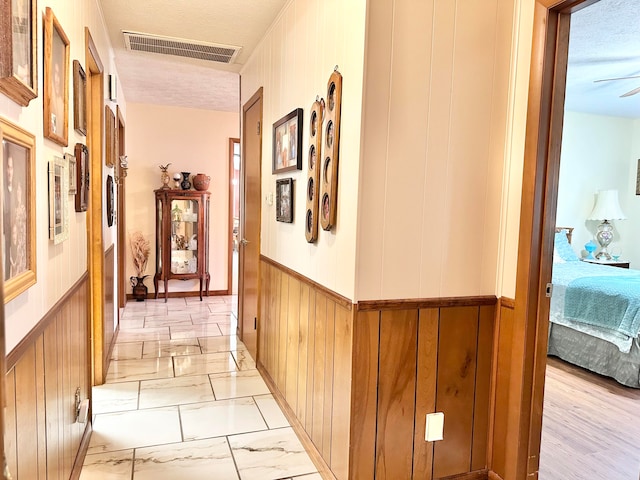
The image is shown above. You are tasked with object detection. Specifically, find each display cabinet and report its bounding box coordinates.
[154,189,210,301]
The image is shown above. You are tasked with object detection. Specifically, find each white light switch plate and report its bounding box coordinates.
[425,412,444,441]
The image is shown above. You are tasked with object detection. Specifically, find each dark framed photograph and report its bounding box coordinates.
[74,143,89,212]
[65,151,76,194]
[276,178,293,223]
[43,7,70,146]
[73,60,86,135]
[272,108,303,173]
[105,105,116,167]
[106,175,115,227]
[0,117,37,303]
[0,0,37,106]
[48,156,69,244]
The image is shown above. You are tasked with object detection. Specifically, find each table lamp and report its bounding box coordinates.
[587,189,626,260]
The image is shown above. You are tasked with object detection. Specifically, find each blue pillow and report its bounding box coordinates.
[554,231,580,261]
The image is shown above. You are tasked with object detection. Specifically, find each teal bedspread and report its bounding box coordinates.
[564,275,640,337]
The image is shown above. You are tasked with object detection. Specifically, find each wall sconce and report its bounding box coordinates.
[116,155,128,184]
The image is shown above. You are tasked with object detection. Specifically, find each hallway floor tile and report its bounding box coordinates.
[80,295,320,480]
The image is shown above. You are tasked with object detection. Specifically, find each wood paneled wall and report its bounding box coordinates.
[4,275,91,480]
[259,258,353,480]
[259,257,497,480]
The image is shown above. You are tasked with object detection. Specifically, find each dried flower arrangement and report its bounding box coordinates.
[129,231,151,278]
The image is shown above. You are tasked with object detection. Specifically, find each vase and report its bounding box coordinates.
[130,275,149,302]
[193,173,210,191]
[180,172,192,190]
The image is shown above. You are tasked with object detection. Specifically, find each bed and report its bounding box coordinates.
[548,228,640,388]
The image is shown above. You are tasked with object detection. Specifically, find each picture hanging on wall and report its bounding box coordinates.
[74,143,89,212]
[276,178,294,223]
[0,117,37,303]
[272,108,303,174]
[73,60,87,135]
[48,155,69,244]
[0,0,38,106]
[305,98,324,242]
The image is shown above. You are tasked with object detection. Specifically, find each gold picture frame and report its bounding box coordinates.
[43,7,70,147]
[0,0,38,106]
[105,105,116,167]
[0,117,37,303]
[73,60,86,135]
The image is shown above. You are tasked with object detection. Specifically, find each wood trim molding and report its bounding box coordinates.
[487,471,504,480]
[260,255,353,310]
[439,470,489,480]
[499,297,515,310]
[6,273,89,369]
[257,363,338,480]
[357,296,497,312]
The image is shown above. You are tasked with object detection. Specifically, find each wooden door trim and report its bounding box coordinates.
[239,87,263,342]
[510,1,597,478]
[228,137,239,295]
[85,27,105,386]
[116,106,126,309]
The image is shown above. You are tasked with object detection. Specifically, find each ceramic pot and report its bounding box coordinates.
[130,276,149,302]
[193,173,211,191]
[180,172,192,190]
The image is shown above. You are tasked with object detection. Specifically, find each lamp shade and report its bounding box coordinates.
[588,189,627,221]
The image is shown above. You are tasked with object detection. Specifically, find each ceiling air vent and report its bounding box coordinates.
[123,31,241,64]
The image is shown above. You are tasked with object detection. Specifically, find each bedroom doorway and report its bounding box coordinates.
[514,0,640,479]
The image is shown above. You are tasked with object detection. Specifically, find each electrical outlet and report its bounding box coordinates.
[425,412,444,442]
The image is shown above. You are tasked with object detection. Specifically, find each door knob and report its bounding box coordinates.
[240,238,250,246]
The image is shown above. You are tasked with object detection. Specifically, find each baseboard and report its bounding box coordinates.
[439,470,489,480]
[70,421,93,480]
[257,362,337,480]
[126,289,229,301]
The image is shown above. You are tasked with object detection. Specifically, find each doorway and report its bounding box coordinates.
[229,138,240,296]
[238,88,263,361]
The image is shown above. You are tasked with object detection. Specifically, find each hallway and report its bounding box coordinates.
[80,295,321,480]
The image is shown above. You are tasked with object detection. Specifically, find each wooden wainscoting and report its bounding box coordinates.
[259,257,353,480]
[258,256,498,480]
[4,274,91,480]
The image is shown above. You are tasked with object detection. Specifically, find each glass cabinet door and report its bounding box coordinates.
[170,198,199,274]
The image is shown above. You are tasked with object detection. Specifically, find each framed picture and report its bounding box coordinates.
[48,156,69,244]
[74,143,89,212]
[73,60,86,135]
[276,178,294,223]
[0,117,37,303]
[106,175,115,227]
[65,152,76,194]
[0,0,37,106]
[43,7,70,147]
[272,108,303,173]
[105,105,115,167]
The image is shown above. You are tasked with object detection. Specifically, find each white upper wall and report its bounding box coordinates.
[0,0,122,353]
[125,103,239,294]
[557,111,640,266]
[240,0,367,300]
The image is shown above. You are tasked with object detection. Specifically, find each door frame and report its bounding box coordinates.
[228,137,239,295]
[509,0,598,478]
[85,28,106,386]
[116,106,126,309]
[238,87,263,346]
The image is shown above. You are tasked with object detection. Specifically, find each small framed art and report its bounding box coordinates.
[0,0,38,105]
[65,152,76,194]
[276,178,293,223]
[73,60,87,135]
[74,143,89,212]
[43,7,70,146]
[0,117,37,303]
[48,156,69,244]
[272,108,303,174]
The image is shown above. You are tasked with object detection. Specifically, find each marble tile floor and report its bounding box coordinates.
[80,295,321,480]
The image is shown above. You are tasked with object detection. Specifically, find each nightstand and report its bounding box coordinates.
[581,258,630,269]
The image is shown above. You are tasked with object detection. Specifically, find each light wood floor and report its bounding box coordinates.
[539,357,640,480]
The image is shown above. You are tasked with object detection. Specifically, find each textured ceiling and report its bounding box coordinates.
[565,0,640,118]
[99,0,639,117]
[98,0,288,111]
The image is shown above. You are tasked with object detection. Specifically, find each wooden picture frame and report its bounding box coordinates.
[0,0,37,106]
[105,105,115,167]
[73,60,86,135]
[48,156,69,244]
[0,117,37,303]
[319,70,342,231]
[65,151,76,194]
[106,175,115,227]
[43,7,70,146]
[272,108,303,173]
[276,178,294,223]
[74,143,89,212]
[305,99,324,242]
